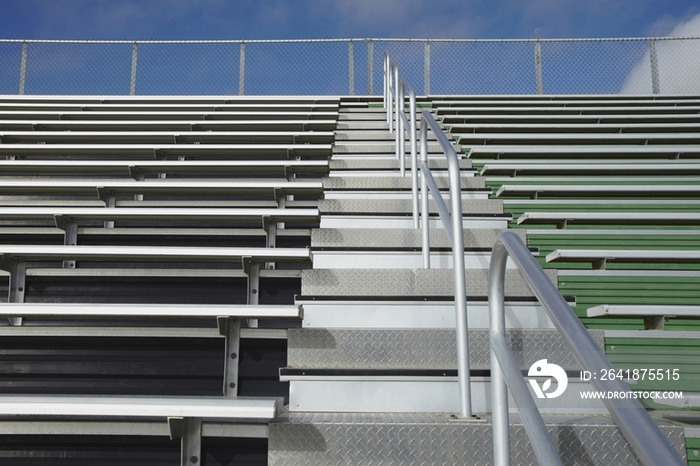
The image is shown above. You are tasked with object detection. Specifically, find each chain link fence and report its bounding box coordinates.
[1,38,699,96]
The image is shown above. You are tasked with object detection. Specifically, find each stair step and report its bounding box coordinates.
[322,176,484,190]
[333,142,449,153]
[268,412,686,465]
[311,228,522,248]
[329,158,473,170]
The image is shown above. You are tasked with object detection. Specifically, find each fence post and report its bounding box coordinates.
[534,40,543,95]
[19,42,27,95]
[130,42,138,96]
[650,39,660,95]
[424,41,431,95]
[349,41,354,96]
[239,42,246,96]
[367,40,373,95]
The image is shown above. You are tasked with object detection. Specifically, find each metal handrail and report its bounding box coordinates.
[489,231,685,466]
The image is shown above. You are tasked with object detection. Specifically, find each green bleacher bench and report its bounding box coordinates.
[496,184,700,199]
[587,304,700,330]
[466,145,700,159]
[455,132,700,146]
[440,113,700,125]
[481,163,700,176]
[546,249,700,269]
[446,122,700,135]
[517,212,700,227]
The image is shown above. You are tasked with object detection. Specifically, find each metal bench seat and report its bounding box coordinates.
[546,249,700,269]
[0,119,338,132]
[496,184,700,198]
[0,130,335,144]
[436,105,700,115]
[0,111,339,121]
[466,145,700,159]
[0,143,332,158]
[0,159,330,177]
[517,212,700,227]
[440,114,700,125]
[0,102,339,112]
[0,179,323,197]
[433,98,700,107]
[446,122,700,134]
[455,132,700,145]
[481,163,700,176]
[587,304,700,329]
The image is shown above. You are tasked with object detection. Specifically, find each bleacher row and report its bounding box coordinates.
[0,94,696,465]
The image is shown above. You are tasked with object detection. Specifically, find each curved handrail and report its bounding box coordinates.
[489,231,685,466]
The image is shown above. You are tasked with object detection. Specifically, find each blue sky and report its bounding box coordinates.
[0,0,699,41]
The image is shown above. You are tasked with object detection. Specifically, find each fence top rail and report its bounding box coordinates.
[2,37,700,45]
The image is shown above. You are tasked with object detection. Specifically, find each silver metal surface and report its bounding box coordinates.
[348,41,354,96]
[534,41,543,95]
[0,395,284,420]
[311,228,524,249]
[130,42,138,96]
[322,176,483,190]
[650,39,660,94]
[489,231,685,466]
[239,42,245,95]
[268,412,686,466]
[319,198,504,214]
[19,42,27,95]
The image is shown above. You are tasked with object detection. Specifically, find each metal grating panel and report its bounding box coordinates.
[287,328,604,370]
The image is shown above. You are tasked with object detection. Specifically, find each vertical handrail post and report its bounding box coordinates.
[130,42,138,96]
[239,42,246,96]
[394,65,400,160]
[650,39,660,95]
[388,61,394,133]
[348,41,354,96]
[424,41,431,95]
[409,89,418,228]
[420,116,430,269]
[399,80,405,176]
[383,54,388,110]
[367,40,373,95]
[19,42,27,95]
[534,40,543,95]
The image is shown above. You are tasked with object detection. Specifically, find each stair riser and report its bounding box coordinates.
[312,251,519,269]
[320,217,509,229]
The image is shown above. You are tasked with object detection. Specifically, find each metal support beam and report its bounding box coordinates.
[130,42,138,96]
[19,42,27,95]
[243,257,260,328]
[348,41,354,96]
[218,317,241,397]
[169,417,202,466]
[367,40,373,95]
[239,42,245,96]
[424,41,430,95]
[96,188,116,228]
[534,41,543,95]
[54,215,77,268]
[650,39,660,95]
[0,257,26,325]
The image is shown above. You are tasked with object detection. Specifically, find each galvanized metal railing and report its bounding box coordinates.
[489,231,685,466]
[385,56,472,418]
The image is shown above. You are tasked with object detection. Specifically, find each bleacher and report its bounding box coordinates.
[0,91,697,466]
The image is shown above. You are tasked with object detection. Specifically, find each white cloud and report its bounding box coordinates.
[620,12,700,94]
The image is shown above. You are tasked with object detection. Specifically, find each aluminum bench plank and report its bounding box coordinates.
[0,119,339,132]
[447,122,700,134]
[481,163,700,176]
[0,207,320,223]
[440,114,700,124]
[436,105,700,114]
[455,132,700,145]
[0,131,335,144]
[0,303,302,319]
[467,145,700,158]
[0,111,339,121]
[0,103,340,111]
[518,212,700,226]
[0,180,323,196]
[0,143,332,157]
[0,245,312,263]
[0,395,283,420]
[496,185,700,198]
[0,159,330,175]
[587,305,700,318]
[433,99,700,107]
[546,249,700,265]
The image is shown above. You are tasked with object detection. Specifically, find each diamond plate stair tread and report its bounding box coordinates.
[319,199,503,214]
[311,228,524,248]
[329,158,472,170]
[334,132,438,141]
[269,413,686,466]
[333,143,448,153]
[338,113,387,120]
[322,176,484,189]
[287,328,604,369]
[336,122,389,130]
[301,268,556,297]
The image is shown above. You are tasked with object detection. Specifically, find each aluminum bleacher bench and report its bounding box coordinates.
[433,98,700,107]
[0,102,339,112]
[517,212,700,228]
[496,184,700,199]
[455,132,700,145]
[445,122,700,134]
[0,130,335,144]
[545,249,700,269]
[481,162,700,176]
[0,395,283,466]
[0,159,330,177]
[0,143,332,159]
[435,105,700,115]
[440,113,700,125]
[0,119,339,132]
[587,304,700,330]
[466,145,700,159]
[0,111,339,121]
